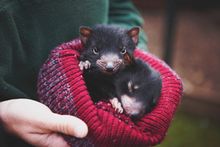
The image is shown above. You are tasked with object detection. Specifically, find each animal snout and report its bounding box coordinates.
[96,59,123,73]
[106,62,114,72]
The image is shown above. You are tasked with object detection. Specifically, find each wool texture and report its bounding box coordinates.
[37,38,183,147]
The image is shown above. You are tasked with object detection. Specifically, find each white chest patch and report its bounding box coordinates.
[120,94,143,116]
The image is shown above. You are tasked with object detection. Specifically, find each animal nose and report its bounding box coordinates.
[106,67,114,72]
[106,62,114,72]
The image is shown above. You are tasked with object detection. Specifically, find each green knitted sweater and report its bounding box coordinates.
[0,0,147,146]
[0,0,147,100]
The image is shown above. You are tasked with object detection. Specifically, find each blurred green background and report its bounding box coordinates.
[157,110,220,147]
[133,0,220,146]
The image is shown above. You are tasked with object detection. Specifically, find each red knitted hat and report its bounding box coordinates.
[37,38,183,147]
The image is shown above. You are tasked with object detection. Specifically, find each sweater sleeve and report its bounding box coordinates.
[0,8,28,101]
[108,0,148,50]
[0,124,7,146]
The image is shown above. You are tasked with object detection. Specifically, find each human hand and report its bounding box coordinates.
[0,99,88,147]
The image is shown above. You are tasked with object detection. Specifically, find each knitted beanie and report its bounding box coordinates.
[37,38,183,147]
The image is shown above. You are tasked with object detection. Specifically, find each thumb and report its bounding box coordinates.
[45,113,88,138]
[29,133,71,147]
[43,133,70,147]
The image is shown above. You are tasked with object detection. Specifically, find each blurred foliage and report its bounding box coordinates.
[156,110,220,147]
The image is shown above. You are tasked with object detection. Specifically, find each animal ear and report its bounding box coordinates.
[79,26,93,44]
[127,27,140,45]
[124,52,135,65]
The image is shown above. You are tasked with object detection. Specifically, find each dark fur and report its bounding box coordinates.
[114,58,162,119]
[79,25,161,119]
[79,25,138,102]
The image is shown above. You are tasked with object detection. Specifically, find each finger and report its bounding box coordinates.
[79,62,84,70]
[45,114,88,138]
[88,61,91,68]
[85,63,89,69]
[119,106,123,113]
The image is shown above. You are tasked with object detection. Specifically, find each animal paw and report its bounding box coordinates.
[79,60,91,70]
[110,97,123,113]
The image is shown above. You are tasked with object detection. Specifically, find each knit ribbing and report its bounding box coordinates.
[37,38,183,147]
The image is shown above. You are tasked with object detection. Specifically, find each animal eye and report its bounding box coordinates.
[134,85,139,90]
[120,46,127,54]
[128,81,140,94]
[128,81,133,93]
[92,47,99,54]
